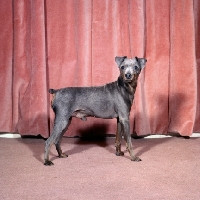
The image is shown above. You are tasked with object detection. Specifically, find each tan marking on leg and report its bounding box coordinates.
[51,93,55,107]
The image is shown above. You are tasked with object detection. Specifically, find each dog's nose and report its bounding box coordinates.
[125,73,132,79]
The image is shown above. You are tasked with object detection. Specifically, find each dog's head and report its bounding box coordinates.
[115,56,147,83]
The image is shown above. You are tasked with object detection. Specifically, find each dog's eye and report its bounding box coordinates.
[120,66,125,70]
[134,66,139,70]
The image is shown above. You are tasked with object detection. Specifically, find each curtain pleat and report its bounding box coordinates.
[12,0,49,137]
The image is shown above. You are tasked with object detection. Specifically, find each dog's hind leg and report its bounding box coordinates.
[44,116,71,166]
[120,118,141,162]
[55,117,72,158]
[115,118,124,156]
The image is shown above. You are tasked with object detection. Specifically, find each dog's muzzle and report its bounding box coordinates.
[125,73,132,79]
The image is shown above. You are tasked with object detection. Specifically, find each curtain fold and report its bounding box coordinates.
[0,0,199,137]
[168,0,197,136]
[12,0,49,137]
[194,0,200,132]
[0,0,13,132]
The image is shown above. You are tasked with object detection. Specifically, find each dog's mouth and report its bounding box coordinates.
[124,74,138,83]
[125,78,133,83]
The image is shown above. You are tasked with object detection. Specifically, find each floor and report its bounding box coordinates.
[0,135,200,200]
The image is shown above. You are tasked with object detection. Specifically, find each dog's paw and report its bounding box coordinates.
[58,153,68,158]
[116,151,124,156]
[131,156,142,162]
[44,160,54,166]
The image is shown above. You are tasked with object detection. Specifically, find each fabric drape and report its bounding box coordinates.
[0,0,199,137]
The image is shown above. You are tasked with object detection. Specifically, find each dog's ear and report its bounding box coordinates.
[135,57,147,69]
[115,56,127,66]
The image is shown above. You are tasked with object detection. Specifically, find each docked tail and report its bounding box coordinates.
[49,89,57,94]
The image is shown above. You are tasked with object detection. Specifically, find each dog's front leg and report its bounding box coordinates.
[115,118,124,156]
[120,118,141,162]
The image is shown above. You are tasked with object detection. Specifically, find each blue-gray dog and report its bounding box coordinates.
[44,56,147,165]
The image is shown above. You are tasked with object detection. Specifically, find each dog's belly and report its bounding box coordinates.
[72,101,118,120]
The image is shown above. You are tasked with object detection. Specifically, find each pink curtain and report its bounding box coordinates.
[0,0,199,138]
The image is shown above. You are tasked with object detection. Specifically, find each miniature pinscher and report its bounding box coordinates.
[44,56,147,165]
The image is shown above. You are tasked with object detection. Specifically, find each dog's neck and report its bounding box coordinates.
[117,76,137,96]
[117,76,138,109]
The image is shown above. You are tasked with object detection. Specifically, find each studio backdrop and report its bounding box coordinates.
[0,0,200,138]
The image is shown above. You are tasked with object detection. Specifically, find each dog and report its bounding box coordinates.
[44,56,147,165]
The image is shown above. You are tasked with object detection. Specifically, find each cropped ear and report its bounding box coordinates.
[135,57,147,69]
[115,56,127,66]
